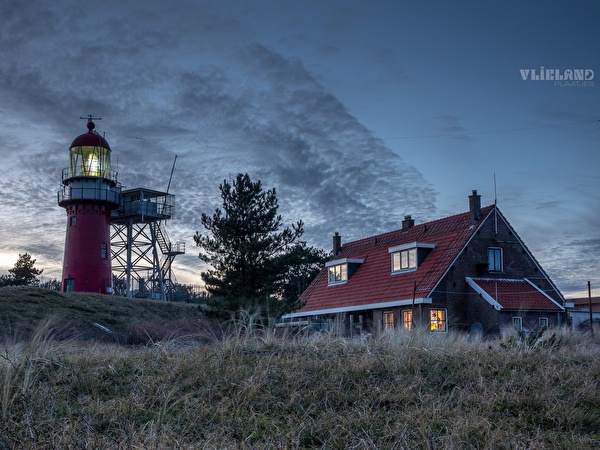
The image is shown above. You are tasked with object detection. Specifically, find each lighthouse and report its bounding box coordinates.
[58,116,121,293]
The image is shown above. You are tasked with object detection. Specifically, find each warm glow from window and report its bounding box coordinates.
[430,309,447,332]
[85,154,100,176]
[328,264,347,284]
[69,145,110,178]
[403,310,413,330]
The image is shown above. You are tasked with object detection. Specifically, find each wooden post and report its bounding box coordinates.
[588,281,594,336]
[411,280,417,330]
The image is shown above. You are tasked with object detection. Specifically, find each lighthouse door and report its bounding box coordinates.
[64,278,75,292]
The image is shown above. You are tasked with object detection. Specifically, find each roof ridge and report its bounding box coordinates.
[470,277,525,282]
[340,204,496,247]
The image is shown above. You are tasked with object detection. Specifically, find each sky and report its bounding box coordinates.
[0,0,598,298]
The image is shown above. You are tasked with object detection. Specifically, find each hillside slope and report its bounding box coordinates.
[0,286,206,342]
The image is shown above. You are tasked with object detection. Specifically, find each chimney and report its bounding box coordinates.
[332,232,341,256]
[469,190,481,224]
[402,215,414,230]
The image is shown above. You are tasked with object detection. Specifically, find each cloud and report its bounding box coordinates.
[534,200,561,210]
[435,114,473,140]
[0,1,437,282]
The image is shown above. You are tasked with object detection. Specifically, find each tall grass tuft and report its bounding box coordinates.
[1,315,73,420]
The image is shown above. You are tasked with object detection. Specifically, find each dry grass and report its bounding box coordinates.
[0,286,207,343]
[0,315,598,449]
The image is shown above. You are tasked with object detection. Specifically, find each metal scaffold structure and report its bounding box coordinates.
[110,187,185,300]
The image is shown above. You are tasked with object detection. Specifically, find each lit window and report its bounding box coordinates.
[85,153,100,176]
[430,309,447,332]
[488,247,503,272]
[512,317,523,330]
[383,311,394,331]
[539,317,548,327]
[328,264,347,284]
[392,248,417,272]
[100,242,107,259]
[403,310,413,331]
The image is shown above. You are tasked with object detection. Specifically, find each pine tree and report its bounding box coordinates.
[2,253,44,286]
[194,173,326,320]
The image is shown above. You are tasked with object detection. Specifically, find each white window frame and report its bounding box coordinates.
[430,309,447,332]
[488,247,503,272]
[539,317,549,327]
[325,258,364,285]
[391,248,417,273]
[327,264,348,285]
[512,316,523,330]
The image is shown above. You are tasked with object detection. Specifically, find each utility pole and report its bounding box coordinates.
[588,281,594,336]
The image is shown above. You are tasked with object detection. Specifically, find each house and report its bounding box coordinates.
[568,296,600,330]
[282,191,568,337]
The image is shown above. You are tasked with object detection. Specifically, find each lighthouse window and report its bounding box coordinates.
[70,217,77,227]
[100,243,107,259]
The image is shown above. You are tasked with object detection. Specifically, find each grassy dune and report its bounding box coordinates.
[0,287,599,449]
[0,286,206,343]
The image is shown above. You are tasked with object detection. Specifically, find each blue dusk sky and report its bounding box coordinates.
[0,1,598,297]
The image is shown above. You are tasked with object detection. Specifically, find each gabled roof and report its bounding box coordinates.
[290,205,496,317]
[466,278,564,311]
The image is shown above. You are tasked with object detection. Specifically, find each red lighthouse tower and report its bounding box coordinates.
[58,116,121,293]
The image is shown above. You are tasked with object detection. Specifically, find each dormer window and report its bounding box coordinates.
[326,258,365,285]
[389,242,436,274]
[328,264,347,284]
[392,248,417,271]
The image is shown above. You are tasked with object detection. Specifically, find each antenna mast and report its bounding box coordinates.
[494,173,498,205]
[166,155,178,194]
[493,173,498,234]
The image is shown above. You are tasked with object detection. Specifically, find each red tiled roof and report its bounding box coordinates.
[467,278,562,311]
[295,205,495,315]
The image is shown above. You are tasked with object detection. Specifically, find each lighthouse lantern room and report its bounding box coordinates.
[58,116,121,293]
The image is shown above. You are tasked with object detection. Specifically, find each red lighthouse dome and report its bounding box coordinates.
[70,120,111,149]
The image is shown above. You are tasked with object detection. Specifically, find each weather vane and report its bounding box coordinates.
[80,114,102,123]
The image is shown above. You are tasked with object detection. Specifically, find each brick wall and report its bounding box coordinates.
[431,208,565,335]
